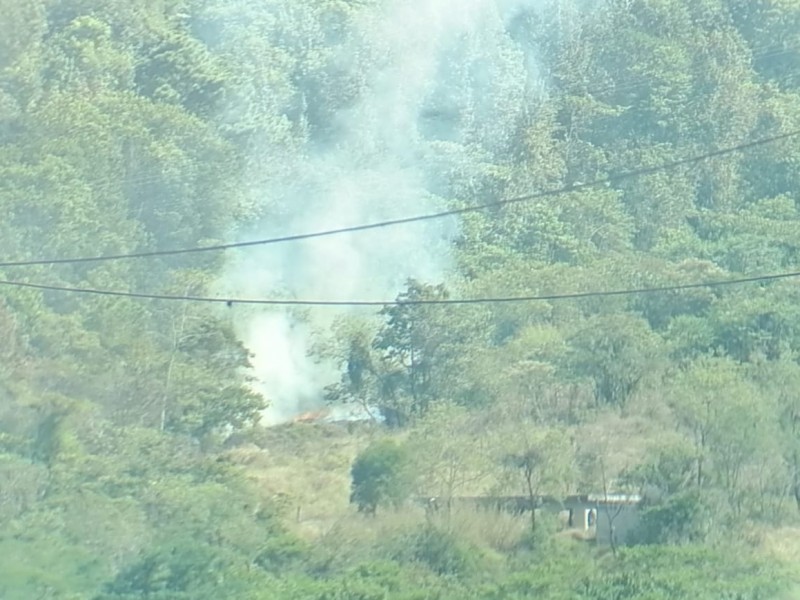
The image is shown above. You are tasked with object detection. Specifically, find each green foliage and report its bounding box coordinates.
[480,545,596,600]
[0,529,108,600]
[101,540,231,598]
[390,525,479,577]
[496,425,577,533]
[372,279,453,421]
[564,313,664,407]
[632,490,715,545]
[621,440,697,497]
[666,356,780,508]
[407,402,494,501]
[3,0,800,596]
[350,439,412,514]
[582,545,788,600]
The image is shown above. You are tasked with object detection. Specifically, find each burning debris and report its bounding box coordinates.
[288,404,385,426]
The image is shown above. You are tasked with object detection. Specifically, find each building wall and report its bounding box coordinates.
[595,504,641,547]
[560,499,641,546]
[416,495,642,547]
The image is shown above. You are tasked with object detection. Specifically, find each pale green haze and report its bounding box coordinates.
[0,0,799,598]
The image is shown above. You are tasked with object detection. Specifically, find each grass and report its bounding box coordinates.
[224,421,395,538]
[757,525,800,565]
[225,412,800,589]
[228,411,679,536]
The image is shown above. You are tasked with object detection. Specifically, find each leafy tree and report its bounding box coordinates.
[321,317,386,422]
[582,544,789,600]
[564,313,664,408]
[391,525,479,577]
[3,0,800,595]
[465,323,580,424]
[748,355,800,512]
[407,403,493,508]
[633,489,715,546]
[497,427,576,533]
[350,439,412,515]
[372,279,452,421]
[667,355,780,516]
[621,441,714,544]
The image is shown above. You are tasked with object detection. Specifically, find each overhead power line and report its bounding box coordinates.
[1,270,799,307]
[1,130,798,270]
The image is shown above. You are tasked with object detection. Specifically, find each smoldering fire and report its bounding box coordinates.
[216,0,547,425]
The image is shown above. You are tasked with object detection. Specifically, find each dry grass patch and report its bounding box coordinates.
[756,526,800,566]
[225,422,405,537]
[428,506,529,553]
[576,412,681,478]
[307,506,429,567]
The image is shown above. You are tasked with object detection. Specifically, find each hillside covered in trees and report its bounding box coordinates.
[2,0,800,598]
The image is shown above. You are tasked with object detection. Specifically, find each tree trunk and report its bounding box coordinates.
[524,465,537,534]
[793,473,800,512]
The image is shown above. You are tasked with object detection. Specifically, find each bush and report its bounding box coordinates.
[392,526,478,577]
[632,490,714,545]
[350,439,412,514]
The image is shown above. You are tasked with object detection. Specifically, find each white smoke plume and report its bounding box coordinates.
[216,0,545,425]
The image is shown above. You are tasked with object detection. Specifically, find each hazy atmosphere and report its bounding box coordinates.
[1,0,800,598]
[221,0,535,424]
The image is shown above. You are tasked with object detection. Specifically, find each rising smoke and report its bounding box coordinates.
[217,0,545,425]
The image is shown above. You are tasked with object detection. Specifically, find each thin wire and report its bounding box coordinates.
[1,130,798,269]
[7,41,794,251]
[1,270,798,306]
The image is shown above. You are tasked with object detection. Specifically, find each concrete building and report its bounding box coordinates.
[418,492,642,547]
[562,494,642,547]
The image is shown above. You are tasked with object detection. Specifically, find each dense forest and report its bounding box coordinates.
[2,0,800,598]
